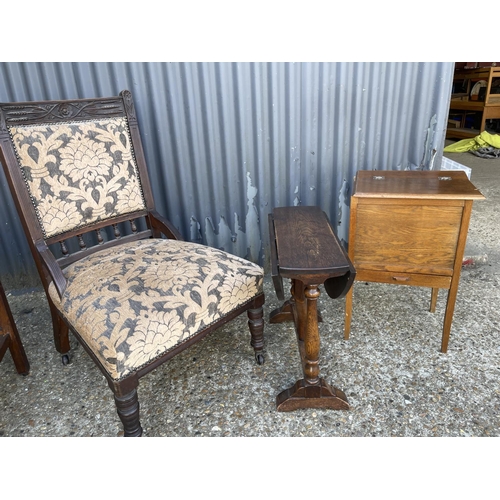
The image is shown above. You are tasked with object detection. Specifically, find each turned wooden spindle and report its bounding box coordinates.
[247,304,265,365]
[95,228,104,244]
[60,240,68,255]
[114,389,142,437]
[77,234,86,250]
[303,285,321,385]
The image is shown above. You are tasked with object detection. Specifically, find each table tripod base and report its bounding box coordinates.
[276,378,350,412]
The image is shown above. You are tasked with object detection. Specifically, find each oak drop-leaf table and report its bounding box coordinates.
[268,206,355,411]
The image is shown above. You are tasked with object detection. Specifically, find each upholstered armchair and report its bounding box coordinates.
[0,90,265,436]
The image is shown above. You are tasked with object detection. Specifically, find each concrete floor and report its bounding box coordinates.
[1,143,499,446]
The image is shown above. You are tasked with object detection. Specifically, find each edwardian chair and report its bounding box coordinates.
[0,90,265,436]
[0,279,30,375]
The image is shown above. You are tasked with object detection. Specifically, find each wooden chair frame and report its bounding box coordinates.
[0,90,265,436]
[0,280,30,375]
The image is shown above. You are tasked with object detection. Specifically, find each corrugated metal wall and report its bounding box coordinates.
[0,62,454,288]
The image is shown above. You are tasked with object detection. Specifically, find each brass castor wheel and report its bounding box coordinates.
[61,354,70,365]
[255,353,265,365]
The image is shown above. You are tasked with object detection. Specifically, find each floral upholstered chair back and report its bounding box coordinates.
[8,112,146,240]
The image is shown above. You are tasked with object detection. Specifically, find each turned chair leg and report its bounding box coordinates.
[248,302,265,365]
[114,388,143,437]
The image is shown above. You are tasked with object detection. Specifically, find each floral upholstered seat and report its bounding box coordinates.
[0,90,265,436]
[48,238,263,380]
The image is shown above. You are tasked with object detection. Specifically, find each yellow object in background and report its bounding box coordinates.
[444,131,500,152]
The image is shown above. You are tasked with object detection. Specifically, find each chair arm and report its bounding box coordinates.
[149,211,184,241]
[35,240,67,299]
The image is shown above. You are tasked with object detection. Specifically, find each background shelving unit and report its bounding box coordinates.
[446,65,500,140]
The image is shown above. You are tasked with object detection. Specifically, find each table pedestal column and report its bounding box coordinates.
[274,283,349,411]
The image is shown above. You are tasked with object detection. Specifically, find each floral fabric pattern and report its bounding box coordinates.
[9,118,146,238]
[48,239,264,380]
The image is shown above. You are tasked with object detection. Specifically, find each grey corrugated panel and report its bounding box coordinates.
[0,62,454,288]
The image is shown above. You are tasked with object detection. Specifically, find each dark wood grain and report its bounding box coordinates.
[0,280,30,374]
[269,205,355,411]
[273,205,352,277]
